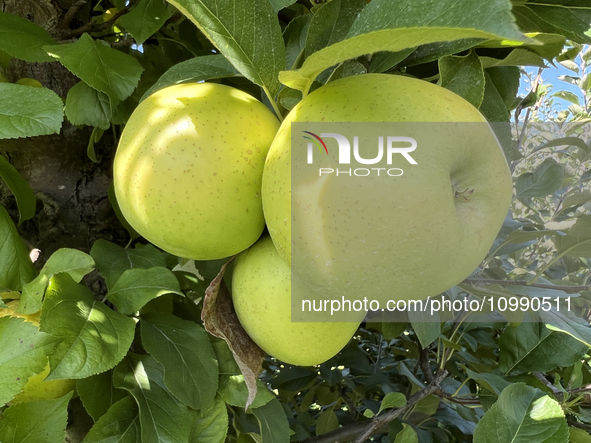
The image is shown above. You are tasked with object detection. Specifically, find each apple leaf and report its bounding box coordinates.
[473,383,568,443]
[0,155,35,225]
[439,51,485,108]
[0,317,48,406]
[0,11,57,62]
[280,0,527,93]
[252,397,290,443]
[0,394,72,442]
[40,273,135,379]
[19,248,95,315]
[119,0,172,45]
[378,392,407,414]
[44,34,144,110]
[369,48,416,73]
[270,0,297,13]
[105,267,183,315]
[218,375,274,409]
[189,395,228,443]
[0,83,64,139]
[516,159,564,198]
[466,369,512,396]
[140,313,219,410]
[499,322,588,375]
[553,215,591,257]
[391,424,419,443]
[540,308,591,348]
[0,205,37,292]
[305,0,366,58]
[90,239,166,290]
[76,370,128,421]
[166,0,285,98]
[64,81,111,130]
[113,353,191,443]
[141,54,239,101]
[570,428,591,443]
[283,14,311,70]
[201,260,266,410]
[82,396,140,443]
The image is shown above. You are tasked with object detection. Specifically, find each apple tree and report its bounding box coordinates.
[1,0,591,442]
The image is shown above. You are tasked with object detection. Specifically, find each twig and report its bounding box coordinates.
[569,383,591,395]
[64,0,140,38]
[299,371,448,443]
[419,346,433,383]
[60,0,87,29]
[463,278,590,294]
[434,389,482,406]
[352,371,448,443]
[533,373,564,402]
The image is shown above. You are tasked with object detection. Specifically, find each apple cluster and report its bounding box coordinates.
[113,74,513,366]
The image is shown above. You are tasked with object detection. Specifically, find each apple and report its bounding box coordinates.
[262,74,513,306]
[231,236,363,366]
[0,301,76,404]
[114,82,280,260]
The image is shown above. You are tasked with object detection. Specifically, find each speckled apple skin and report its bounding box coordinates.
[232,236,363,366]
[0,302,76,405]
[262,74,513,303]
[114,83,280,260]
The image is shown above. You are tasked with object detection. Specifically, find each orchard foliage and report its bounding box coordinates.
[0,0,591,442]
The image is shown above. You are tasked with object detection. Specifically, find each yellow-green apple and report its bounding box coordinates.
[232,236,363,366]
[262,74,513,305]
[0,301,76,404]
[114,82,280,260]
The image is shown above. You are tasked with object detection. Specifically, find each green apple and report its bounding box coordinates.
[262,74,513,305]
[114,82,280,260]
[0,301,76,405]
[232,236,363,366]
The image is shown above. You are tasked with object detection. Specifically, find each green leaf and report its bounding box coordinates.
[252,397,290,443]
[119,0,172,44]
[408,311,441,348]
[553,216,591,257]
[283,15,311,70]
[486,66,521,109]
[466,369,511,396]
[532,136,590,154]
[82,396,140,443]
[473,383,568,443]
[316,408,339,434]
[140,313,218,409]
[280,0,526,93]
[499,322,588,375]
[0,83,64,139]
[141,54,239,101]
[0,11,57,62]
[166,0,285,98]
[404,38,483,67]
[270,0,297,12]
[438,51,484,108]
[113,353,191,443]
[541,309,591,348]
[0,392,72,443]
[479,49,545,69]
[44,34,144,109]
[378,392,406,414]
[0,317,48,406]
[218,375,274,409]
[513,2,591,44]
[90,239,166,290]
[369,48,415,73]
[0,205,36,291]
[40,273,136,379]
[77,370,128,421]
[392,424,419,443]
[0,155,35,225]
[553,90,580,105]
[479,70,510,122]
[106,267,183,314]
[19,248,95,315]
[189,395,228,443]
[570,427,591,443]
[305,0,366,57]
[516,159,564,198]
[65,81,111,130]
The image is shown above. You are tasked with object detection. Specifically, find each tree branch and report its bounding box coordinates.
[463,278,590,294]
[63,0,140,38]
[59,0,87,29]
